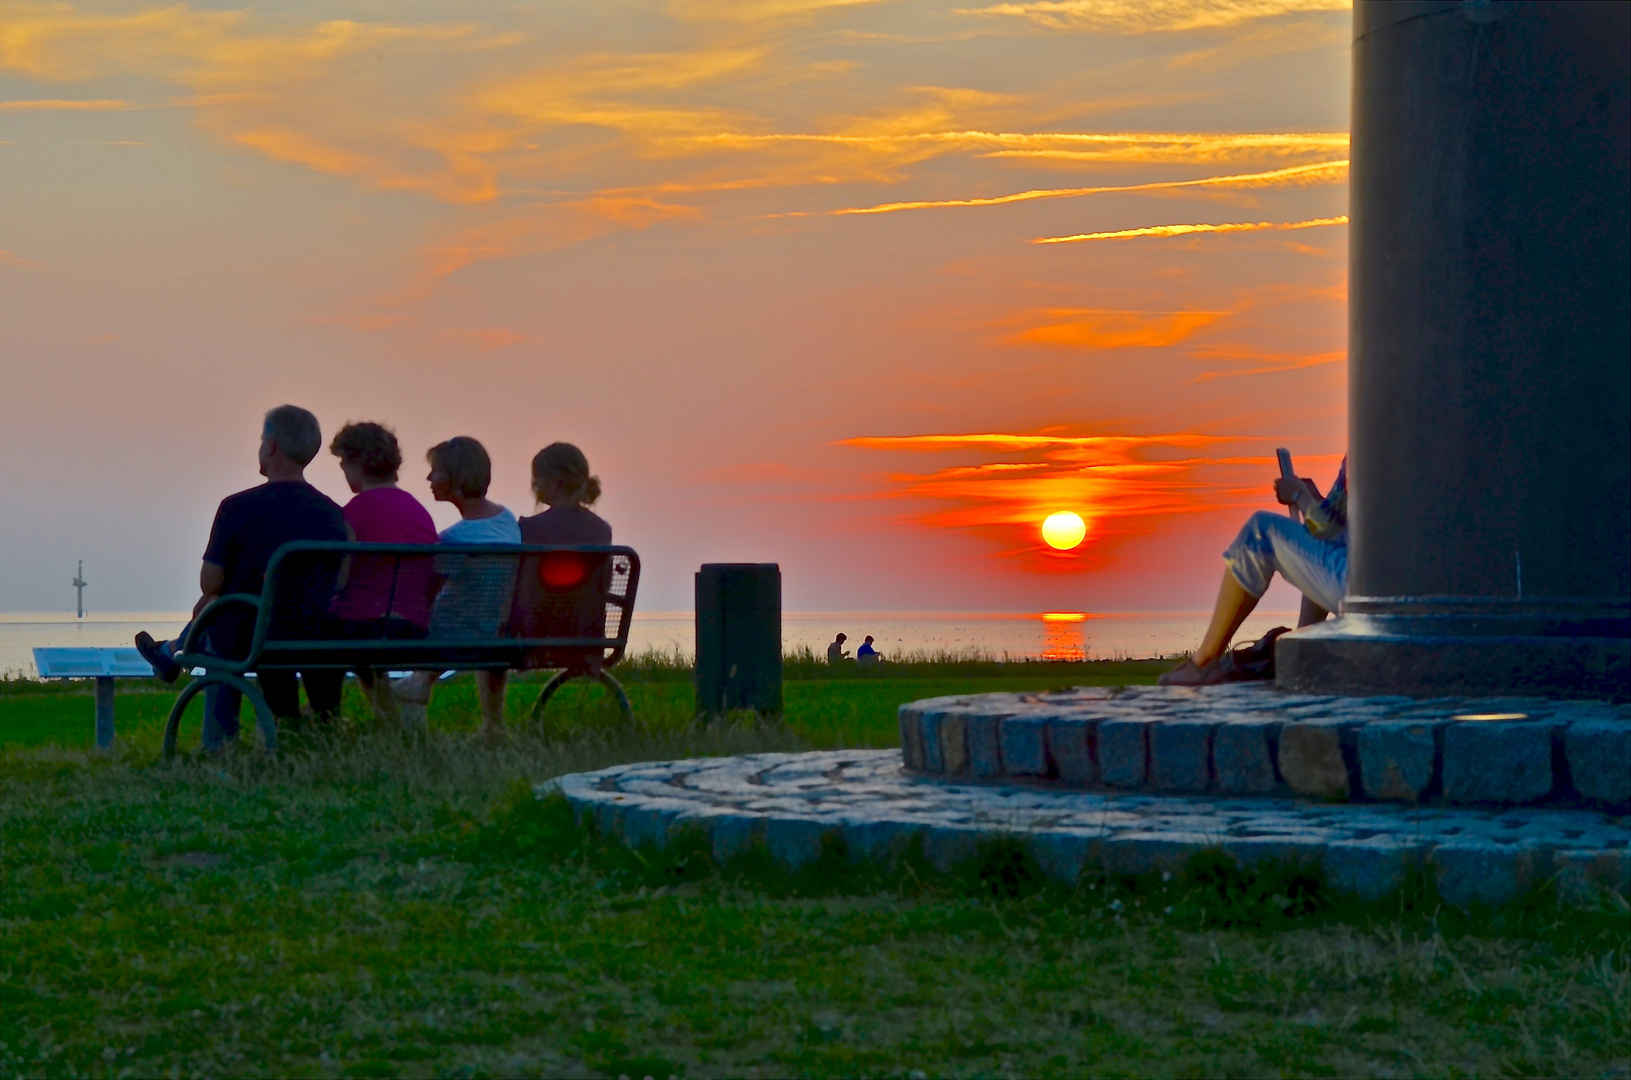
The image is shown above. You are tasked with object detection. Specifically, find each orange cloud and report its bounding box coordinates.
[1186,347,1345,381]
[1036,214,1347,244]
[835,428,1332,578]
[842,428,1261,569]
[1014,309,1230,349]
[0,97,128,109]
[958,0,1350,35]
[820,159,1346,216]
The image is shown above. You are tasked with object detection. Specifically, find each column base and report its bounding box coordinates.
[1277,600,1630,700]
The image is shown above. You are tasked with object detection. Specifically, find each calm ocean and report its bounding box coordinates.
[1,610,1301,677]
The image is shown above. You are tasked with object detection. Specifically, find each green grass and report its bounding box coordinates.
[1,667,1627,1078]
[0,656,1170,753]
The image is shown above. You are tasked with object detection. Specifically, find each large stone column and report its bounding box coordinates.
[1278,0,1630,698]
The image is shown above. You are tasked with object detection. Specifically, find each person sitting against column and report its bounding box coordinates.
[327,421,437,723]
[392,436,520,738]
[134,405,348,749]
[1159,456,1348,686]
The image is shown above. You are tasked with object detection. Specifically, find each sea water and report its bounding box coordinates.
[0,610,1302,676]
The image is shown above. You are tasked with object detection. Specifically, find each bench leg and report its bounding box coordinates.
[529,671,574,721]
[598,672,633,722]
[163,673,278,761]
[94,676,115,750]
[529,671,634,723]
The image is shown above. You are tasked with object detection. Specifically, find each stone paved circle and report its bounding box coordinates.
[552,749,1630,909]
[899,684,1631,810]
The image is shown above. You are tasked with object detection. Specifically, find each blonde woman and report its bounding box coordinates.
[519,442,610,546]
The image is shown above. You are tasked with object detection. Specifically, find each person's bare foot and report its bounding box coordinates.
[477,722,507,745]
[1157,655,1226,687]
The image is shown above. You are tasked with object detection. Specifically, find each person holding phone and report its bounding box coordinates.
[1159,456,1348,686]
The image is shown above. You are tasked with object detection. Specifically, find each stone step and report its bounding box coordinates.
[897,684,1631,811]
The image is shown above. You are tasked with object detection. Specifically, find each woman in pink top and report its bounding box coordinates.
[329,422,437,723]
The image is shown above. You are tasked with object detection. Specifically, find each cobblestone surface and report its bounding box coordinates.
[899,684,1631,810]
[553,749,1631,908]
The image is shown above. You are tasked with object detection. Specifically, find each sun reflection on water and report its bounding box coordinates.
[1040,611,1087,661]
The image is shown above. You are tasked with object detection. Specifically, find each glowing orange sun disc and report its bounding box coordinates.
[1041,511,1087,550]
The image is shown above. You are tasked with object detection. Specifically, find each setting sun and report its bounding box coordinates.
[1041,511,1087,550]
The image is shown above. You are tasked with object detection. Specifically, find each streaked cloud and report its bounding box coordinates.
[822,159,1345,216]
[1036,214,1346,244]
[958,0,1349,35]
[1013,309,1230,349]
[0,97,129,110]
[1187,347,1345,381]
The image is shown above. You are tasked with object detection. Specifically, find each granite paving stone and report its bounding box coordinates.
[967,713,1004,779]
[1148,719,1215,793]
[899,709,926,772]
[1098,719,1149,788]
[1046,718,1097,785]
[554,749,1630,909]
[1433,843,1547,908]
[1565,720,1631,808]
[1212,717,1282,795]
[940,714,969,776]
[1277,719,1354,799]
[998,716,1051,777]
[1358,721,1441,802]
[1443,721,1556,805]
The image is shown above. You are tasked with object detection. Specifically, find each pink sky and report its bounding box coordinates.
[0,0,1351,615]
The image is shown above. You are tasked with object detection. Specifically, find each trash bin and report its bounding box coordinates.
[695,563,782,716]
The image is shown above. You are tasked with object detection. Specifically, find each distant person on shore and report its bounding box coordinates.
[827,633,849,664]
[856,635,880,666]
[1159,457,1348,686]
[134,405,347,749]
[328,421,437,723]
[392,437,520,738]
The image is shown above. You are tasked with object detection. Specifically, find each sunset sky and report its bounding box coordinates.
[0,0,1352,615]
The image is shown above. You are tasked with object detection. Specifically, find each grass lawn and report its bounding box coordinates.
[1,665,1627,1078]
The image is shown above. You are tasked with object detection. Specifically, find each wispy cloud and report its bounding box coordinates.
[818,159,1345,216]
[1012,309,1231,349]
[1036,214,1346,244]
[957,0,1350,35]
[1187,347,1345,381]
[0,97,129,110]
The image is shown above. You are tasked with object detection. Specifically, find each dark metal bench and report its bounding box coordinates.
[162,541,640,758]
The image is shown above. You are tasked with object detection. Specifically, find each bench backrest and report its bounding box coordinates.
[257,542,640,669]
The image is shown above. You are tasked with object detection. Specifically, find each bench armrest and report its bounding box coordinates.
[175,593,264,673]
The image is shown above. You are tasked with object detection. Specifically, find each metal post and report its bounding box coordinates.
[1278,0,1630,697]
[94,676,115,749]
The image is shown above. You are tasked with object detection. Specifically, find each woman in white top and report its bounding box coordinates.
[394,436,520,739]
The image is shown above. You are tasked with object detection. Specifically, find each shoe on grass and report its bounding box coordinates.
[134,631,182,684]
[1157,655,1226,687]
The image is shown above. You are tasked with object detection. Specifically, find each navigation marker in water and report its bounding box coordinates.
[72,560,87,619]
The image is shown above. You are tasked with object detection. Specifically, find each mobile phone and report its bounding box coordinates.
[1275,448,1300,520]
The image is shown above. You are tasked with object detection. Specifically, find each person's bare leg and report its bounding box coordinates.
[477,670,508,739]
[392,671,433,734]
[1297,595,1329,627]
[1195,572,1261,666]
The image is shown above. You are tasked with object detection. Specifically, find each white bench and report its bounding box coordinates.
[33,647,157,749]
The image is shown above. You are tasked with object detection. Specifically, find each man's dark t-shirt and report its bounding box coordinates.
[204,481,347,596]
[202,481,346,647]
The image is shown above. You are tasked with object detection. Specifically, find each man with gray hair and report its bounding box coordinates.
[136,405,348,750]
